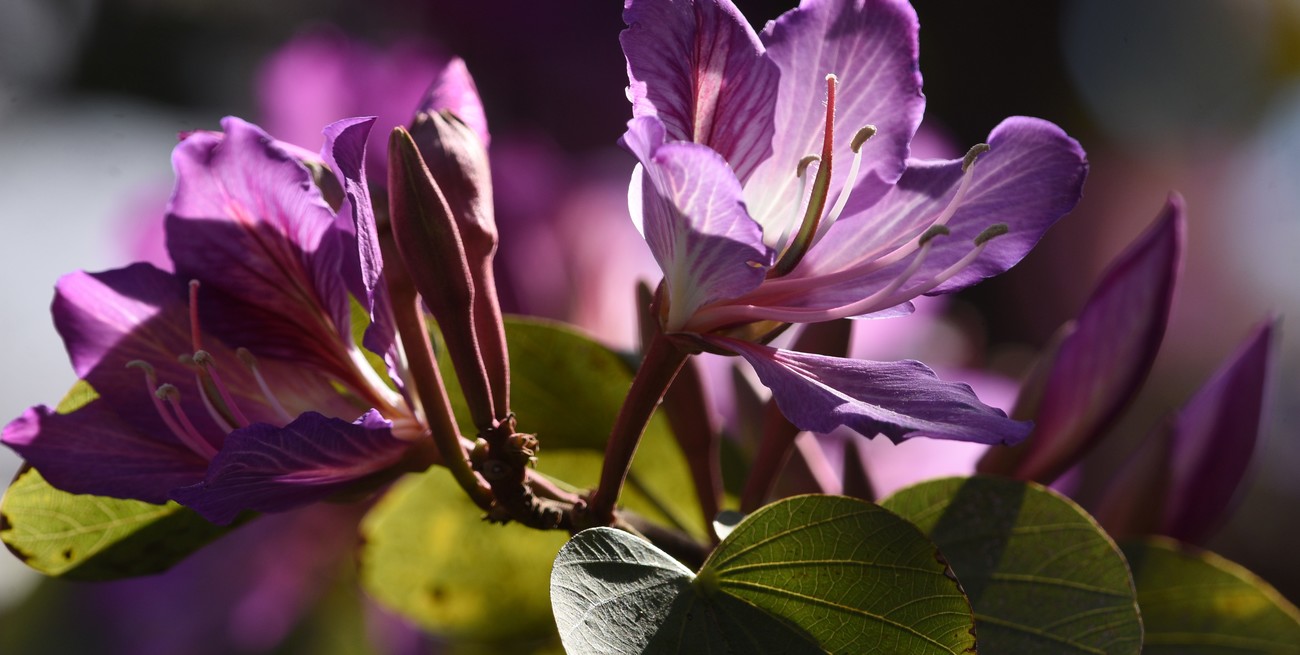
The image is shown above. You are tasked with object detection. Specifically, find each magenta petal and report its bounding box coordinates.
[622,0,779,183]
[1016,196,1184,483]
[746,0,924,219]
[167,117,353,365]
[415,56,490,148]
[622,116,772,329]
[3,402,207,504]
[714,337,1030,446]
[1161,319,1276,543]
[171,410,406,525]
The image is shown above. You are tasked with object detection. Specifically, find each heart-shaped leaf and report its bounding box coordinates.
[1123,537,1300,654]
[882,476,1142,654]
[552,494,977,654]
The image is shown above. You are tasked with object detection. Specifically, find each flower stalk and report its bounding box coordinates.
[585,325,689,526]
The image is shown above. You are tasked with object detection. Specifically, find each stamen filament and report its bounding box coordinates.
[687,223,1007,330]
[771,74,838,277]
[237,347,293,423]
[188,280,203,352]
[815,125,876,245]
[128,360,209,458]
[193,350,250,429]
[757,140,991,297]
[157,384,220,459]
[775,155,820,254]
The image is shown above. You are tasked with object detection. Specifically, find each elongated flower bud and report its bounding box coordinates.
[387,125,496,430]
[409,110,510,413]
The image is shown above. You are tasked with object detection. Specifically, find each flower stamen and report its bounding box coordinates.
[237,347,293,423]
[192,350,250,430]
[126,360,217,459]
[815,125,877,245]
[157,383,219,459]
[774,154,821,255]
[771,74,838,278]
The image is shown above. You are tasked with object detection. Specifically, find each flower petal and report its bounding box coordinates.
[1162,318,1275,542]
[713,336,1030,445]
[415,56,490,148]
[3,402,207,503]
[170,410,407,525]
[321,117,400,370]
[50,265,296,433]
[750,116,1087,317]
[1010,196,1184,483]
[167,117,354,369]
[622,117,772,329]
[744,0,925,229]
[622,0,779,183]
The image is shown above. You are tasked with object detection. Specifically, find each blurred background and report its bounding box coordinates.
[1,0,1298,652]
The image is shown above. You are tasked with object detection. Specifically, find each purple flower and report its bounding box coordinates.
[620,0,1087,445]
[1,117,424,525]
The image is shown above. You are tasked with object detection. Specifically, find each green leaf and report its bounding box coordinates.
[444,317,703,537]
[360,317,701,645]
[552,494,977,654]
[1123,537,1300,654]
[0,467,239,580]
[882,476,1142,654]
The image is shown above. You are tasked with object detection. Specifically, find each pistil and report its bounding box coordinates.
[770,74,838,277]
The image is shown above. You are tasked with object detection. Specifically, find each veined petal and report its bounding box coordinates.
[167,117,354,369]
[622,0,779,183]
[1012,196,1184,483]
[3,402,207,504]
[321,117,399,369]
[170,410,407,525]
[1161,318,1275,543]
[51,265,291,432]
[622,117,772,330]
[749,116,1086,317]
[745,0,924,230]
[415,56,490,148]
[714,336,1030,445]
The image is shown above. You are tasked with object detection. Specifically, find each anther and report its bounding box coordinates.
[962,143,990,172]
[192,349,251,429]
[850,125,877,153]
[817,124,880,244]
[919,224,951,246]
[975,223,1009,245]
[156,383,219,459]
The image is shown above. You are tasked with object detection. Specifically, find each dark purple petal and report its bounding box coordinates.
[780,117,1086,315]
[714,336,1031,446]
[745,0,924,223]
[3,402,207,503]
[321,117,400,371]
[167,117,354,369]
[1162,318,1276,543]
[1012,196,1184,483]
[415,56,490,148]
[50,265,299,433]
[171,410,407,525]
[622,117,772,329]
[621,0,779,183]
